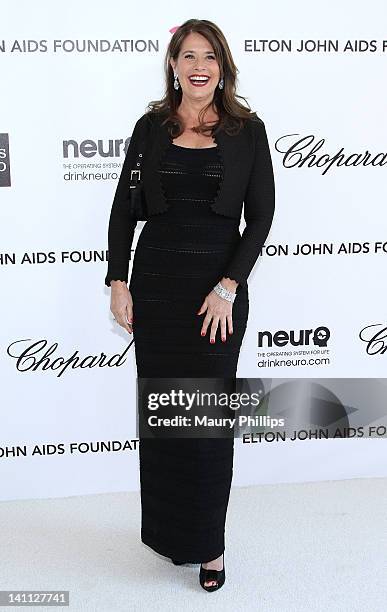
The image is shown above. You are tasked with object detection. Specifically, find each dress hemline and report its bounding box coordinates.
[141,529,225,564]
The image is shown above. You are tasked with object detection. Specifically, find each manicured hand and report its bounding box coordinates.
[197,290,233,343]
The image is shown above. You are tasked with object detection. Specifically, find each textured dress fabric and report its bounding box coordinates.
[128,142,249,563]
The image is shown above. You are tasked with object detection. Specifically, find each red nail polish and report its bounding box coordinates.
[201,332,205,336]
[210,339,215,344]
[222,337,226,342]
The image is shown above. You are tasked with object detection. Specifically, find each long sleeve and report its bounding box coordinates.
[104,115,147,287]
[222,118,275,288]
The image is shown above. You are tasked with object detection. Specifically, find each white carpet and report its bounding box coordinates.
[0,478,386,611]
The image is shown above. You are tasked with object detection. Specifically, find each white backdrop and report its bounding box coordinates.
[1,0,386,502]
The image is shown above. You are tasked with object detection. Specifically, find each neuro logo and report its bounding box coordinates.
[62,137,131,159]
[313,327,330,346]
[258,326,331,348]
[0,134,11,187]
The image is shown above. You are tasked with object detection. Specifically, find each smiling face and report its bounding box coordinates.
[170,32,221,104]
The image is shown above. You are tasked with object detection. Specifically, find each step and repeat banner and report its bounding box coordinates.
[1,1,386,501]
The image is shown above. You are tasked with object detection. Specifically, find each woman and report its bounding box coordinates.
[105,19,275,591]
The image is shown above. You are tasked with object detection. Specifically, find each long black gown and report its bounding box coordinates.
[129,142,249,563]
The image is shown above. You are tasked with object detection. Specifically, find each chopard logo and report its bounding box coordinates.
[275,134,387,175]
[6,339,133,377]
[359,323,387,355]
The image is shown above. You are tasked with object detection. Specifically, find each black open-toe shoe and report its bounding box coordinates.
[199,554,225,592]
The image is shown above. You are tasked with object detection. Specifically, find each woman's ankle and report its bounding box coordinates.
[201,553,224,570]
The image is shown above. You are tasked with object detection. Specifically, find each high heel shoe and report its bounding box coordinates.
[199,554,225,592]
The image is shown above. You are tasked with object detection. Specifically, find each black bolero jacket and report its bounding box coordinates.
[104,110,275,288]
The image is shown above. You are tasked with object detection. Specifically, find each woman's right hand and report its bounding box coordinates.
[110,281,133,334]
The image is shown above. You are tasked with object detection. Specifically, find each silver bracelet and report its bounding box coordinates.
[213,281,236,303]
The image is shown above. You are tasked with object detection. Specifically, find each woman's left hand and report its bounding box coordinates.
[197,282,237,343]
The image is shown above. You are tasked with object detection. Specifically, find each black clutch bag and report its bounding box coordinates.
[128,119,150,221]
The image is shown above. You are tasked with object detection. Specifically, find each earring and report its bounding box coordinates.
[218,78,224,90]
[173,72,180,90]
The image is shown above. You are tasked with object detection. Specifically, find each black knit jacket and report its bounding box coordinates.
[105,110,275,288]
